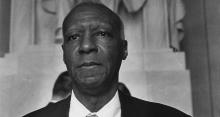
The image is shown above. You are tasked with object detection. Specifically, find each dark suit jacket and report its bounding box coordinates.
[23,91,190,117]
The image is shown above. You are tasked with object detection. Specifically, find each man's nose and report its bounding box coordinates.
[78,34,98,54]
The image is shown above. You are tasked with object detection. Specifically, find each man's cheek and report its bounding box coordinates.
[64,56,74,71]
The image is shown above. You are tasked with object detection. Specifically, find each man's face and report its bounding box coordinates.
[62,5,127,94]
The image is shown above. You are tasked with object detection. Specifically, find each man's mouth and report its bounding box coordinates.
[78,62,101,68]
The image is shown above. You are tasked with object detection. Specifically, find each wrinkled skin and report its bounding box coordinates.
[62,4,127,97]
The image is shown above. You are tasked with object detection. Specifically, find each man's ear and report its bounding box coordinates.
[122,40,128,60]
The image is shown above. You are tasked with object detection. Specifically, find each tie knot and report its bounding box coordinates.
[86,113,98,117]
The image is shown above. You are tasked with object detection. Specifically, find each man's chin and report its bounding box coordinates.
[78,76,103,88]
[75,78,110,95]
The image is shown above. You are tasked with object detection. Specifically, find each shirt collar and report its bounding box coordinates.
[69,91,121,117]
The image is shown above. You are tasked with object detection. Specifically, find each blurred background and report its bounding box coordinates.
[0,0,219,117]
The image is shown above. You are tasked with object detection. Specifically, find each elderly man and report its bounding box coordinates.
[24,2,190,117]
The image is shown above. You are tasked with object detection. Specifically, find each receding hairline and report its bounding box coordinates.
[62,2,124,40]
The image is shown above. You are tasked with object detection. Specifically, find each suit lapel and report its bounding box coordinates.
[55,92,135,117]
[119,91,134,117]
[50,91,145,117]
[48,95,71,117]
[23,95,71,117]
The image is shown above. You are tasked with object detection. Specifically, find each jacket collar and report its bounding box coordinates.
[51,90,132,117]
[118,91,134,117]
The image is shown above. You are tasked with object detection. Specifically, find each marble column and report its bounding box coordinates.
[10,0,36,53]
[35,0,57,45]
[0,0,10,56]
[10,0,58,53]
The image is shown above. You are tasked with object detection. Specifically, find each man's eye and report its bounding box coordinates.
[96,31,112,39]
[68,34,80,41]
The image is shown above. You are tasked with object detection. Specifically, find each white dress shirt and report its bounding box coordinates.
[69,91,121,117]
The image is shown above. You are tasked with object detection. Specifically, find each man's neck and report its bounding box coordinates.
[72,84,118,112]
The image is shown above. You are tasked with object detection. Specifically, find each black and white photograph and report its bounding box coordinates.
[0,0,218,117]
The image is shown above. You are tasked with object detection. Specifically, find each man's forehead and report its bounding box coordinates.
[64,12,113,32]
[71,10,111,21]
[64,4,119,30]
[64,20,113,35]
[68,4,114,22]
[63,3,123,36]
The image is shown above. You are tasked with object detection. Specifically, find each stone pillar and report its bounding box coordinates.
[35,0,57,44]
[0,0,11,56]
[10,0,36,53]
[10,0,58,53]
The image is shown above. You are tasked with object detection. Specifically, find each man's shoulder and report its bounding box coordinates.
[134,97,191,117]
[23,96,71,117]
[119,92,191,117]
[23,103,56,117]
[24,92,191,117]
